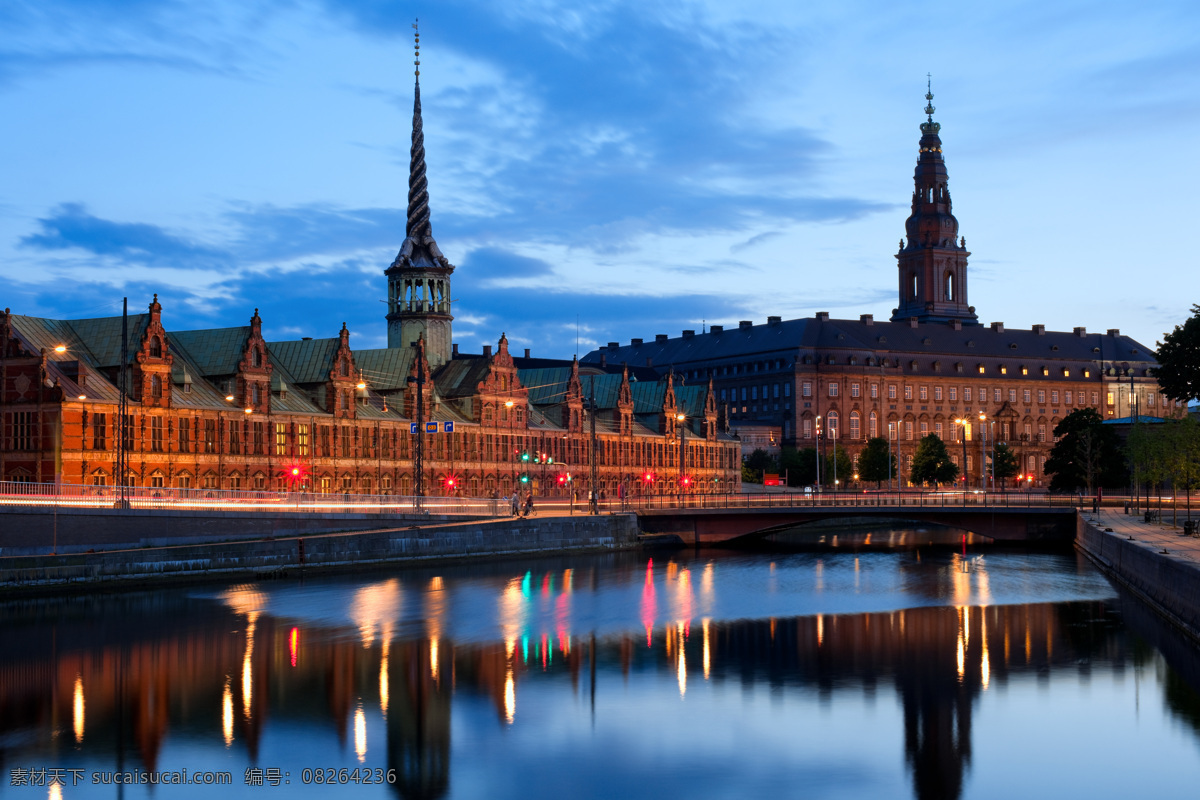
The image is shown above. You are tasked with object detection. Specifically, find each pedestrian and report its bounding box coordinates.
[523,491,535,518]
[510,492,520,517]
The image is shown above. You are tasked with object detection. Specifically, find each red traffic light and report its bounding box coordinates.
[557,474,567,485]
[642,472,654,483]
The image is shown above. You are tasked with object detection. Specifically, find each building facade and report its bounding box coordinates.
[0,46,742,498]
[585,88,1182,488]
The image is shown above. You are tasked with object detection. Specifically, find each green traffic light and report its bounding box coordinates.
[520,474,529,483]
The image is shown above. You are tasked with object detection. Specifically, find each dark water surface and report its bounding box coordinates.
[4,541,1200,799]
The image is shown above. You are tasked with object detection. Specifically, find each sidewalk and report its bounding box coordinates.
[1085,508,1200,563]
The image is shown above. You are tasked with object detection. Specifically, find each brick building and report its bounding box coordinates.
[585,87,1181,487]
[0,51,742,497]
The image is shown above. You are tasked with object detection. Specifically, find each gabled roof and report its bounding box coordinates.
[355,347,415,392]
[170,327,249,376]
[675,385,708,418]
[68,314,149,368]
[435,355,491,398]
[267,338,339,384]
[579,374,622,409]
[518,367,574,405]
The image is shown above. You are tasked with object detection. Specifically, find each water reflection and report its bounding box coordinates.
[1,549,1199,799]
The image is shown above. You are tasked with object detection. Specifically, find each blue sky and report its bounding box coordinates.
[2,0,1198,358]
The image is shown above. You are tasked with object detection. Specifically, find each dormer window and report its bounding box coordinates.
[149,336,162,358]
[339,359,349,377]
[253,348,262,368]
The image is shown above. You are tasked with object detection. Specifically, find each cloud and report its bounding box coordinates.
[20,203,229,267]
[458,247,556,284]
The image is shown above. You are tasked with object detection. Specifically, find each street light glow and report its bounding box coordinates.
[54,345,66,353]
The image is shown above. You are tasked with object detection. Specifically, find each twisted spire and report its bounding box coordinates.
[407,21,431,240]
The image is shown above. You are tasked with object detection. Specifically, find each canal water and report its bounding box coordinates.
[4,540,1200,799]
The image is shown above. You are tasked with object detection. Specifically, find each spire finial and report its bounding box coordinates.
[413,19,420,78]
[924,73,935,121]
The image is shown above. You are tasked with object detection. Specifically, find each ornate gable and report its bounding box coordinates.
[238,309,273,414]
[704,376,718,439]
[325,322,358,419]
[133,294,175,408]
[476,334,528,429]
[1,308,32,359]
[617,365,634,436]
[565,355,583,433]
[661,373,680,435]
[403,335,436,420]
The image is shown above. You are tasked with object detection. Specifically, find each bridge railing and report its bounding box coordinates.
[615,489,1109,512]
[0,481,502,516]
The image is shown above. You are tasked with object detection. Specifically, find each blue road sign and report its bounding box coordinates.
[444,421,455,433]
[410,423,418,434]
[425,421,438,433]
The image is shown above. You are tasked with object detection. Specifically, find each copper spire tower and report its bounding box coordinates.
[890,78,977,325]
[386,20,456,363]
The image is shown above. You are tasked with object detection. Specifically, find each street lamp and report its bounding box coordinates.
[815,415,823,490]
[676,413,687,495]
[978,412,988,493]
[955,418,969,492]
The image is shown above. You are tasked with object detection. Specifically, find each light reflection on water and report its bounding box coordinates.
[1,544,1200,799]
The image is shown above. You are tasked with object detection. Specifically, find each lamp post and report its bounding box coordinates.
[676,413,687,498]
[978,412,988,493]
[815,415,823,491]
[887,421,894,491]
[956,417,969,494]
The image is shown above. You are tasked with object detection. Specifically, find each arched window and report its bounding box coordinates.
[252,383,261,405]
[252,347,262,368]
[149,336,162,357]
[944,272,954,301]
[340,359,349,377]
[911,273,919,298]
[827,410,839,439]
[151,375,162,398]
[849,411,860,440]
[869,411,878,439]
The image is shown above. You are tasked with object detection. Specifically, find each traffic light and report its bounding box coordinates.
[520,473,530,484]
[681,476,691,487]
[444,476,457,490]
[642,471,655,484]
[521,451,530,462]
[557,474,567,486]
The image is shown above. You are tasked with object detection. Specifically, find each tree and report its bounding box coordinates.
[1154,304,1200,403]
[825,446,852,488]
[741,448,777,484]
[992,442,1019,487]
[1044,408,1127,493]
[909,434,959,487]
[857,437,896,488]
[780,446,818,487]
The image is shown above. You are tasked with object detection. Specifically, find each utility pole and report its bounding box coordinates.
[588,381,598,515]
[407,338,427,511]
[116,297,129,509]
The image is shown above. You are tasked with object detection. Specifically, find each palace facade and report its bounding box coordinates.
[0,47,743,497]
[584,87,1182,487]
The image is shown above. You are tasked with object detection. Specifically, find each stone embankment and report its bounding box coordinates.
[0,513,639,592]
[1076,509,1200,642]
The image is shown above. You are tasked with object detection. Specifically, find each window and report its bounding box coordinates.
[964,388,972,403]
[888,384,898,400]
[904,385,913,400]
[751,386,758,400]
[204,419,216,453]
[1023,389,1032,403]
[149,336,162,358]
[1002,422,1010,439]
[964,423,972,442]
[828,382,838,397]
[151,374,162,399]
[254,473,266,490]
[1147,392,1155,407]
[1038,423,1046,443]
[177,474,191,489]
[342,476,353,491]
[1051,390,1059,404]
[803,418,812,439]
[298,424,310,456]
[1009,389,1017,402]
[849,411,860,439]
[1092,392,1099,405]
[741,388,747,401]
[92,413,107,450]
[229,474,241,490]
[949,387,957,402]
[828,411,839,438]
[253,383,261,405]
[151,416,163,452]
[9,411,35,450]
[178,417,190,452]
[870,383,879,399]
[1106,392,1115,406]
[994,388,1002,403]
[934,386,943,401]
[869,411,878,438]
[91,471,107,486]
[784,384,791,397]
[253,421,266,455]
[920,421,928,437]
[802,381,812,398]
[274,423,287,456]
[1038,390,1046,404]
[905,421,913,441]
[851,383,860,398]
[252,347,262,368]
[919,386,928,401]
[230,422,242,455]
[1024,423,1032,440]
[935,422,944,439]
[720,389,727,402]
[341,426,351,457]
[888,421,897,441]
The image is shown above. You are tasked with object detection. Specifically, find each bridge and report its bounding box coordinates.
[635,494,1081,545]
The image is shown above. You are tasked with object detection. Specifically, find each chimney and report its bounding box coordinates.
[632,338,643,346]
[913,317,922,329]
[739,320,753,329]
[656,334,669,343]
[452,343,459,356]
[1073,327,1086,337]
[990,322,1004,333]
[710,325,723,333]
[607,341,619,349]
[767,316,781,325]
[524,348,530,358]
[860,314,873,325]
[600,354,607,367]
[816,312,830,322]
[682,330,695,337]
[302,336,312,341]
[1033,324,1046,335]
[1107,328,1120,337]
[483,344,492,357]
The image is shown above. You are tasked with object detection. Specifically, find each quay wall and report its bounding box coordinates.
[0,505,490,555]
[1076,515,1200,642]
[0,514,640,592]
